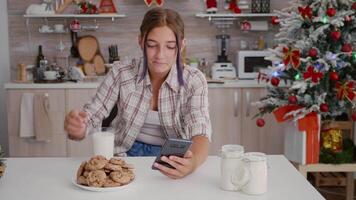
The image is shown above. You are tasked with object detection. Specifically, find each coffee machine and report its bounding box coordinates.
[211,34,237,80]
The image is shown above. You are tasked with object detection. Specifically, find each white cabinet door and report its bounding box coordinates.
[65,89,97,157]
[241,88,284,154]
[7,89,67,157]
[208,88,242,155]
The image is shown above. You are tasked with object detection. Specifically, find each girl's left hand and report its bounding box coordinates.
[153,150,196,179]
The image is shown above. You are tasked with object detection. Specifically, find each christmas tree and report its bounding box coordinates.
[254,0,356,125]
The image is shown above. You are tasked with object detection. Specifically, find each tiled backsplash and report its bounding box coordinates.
[7,0,288,79]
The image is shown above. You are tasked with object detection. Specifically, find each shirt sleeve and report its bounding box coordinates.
[183,70,212,141]
[83,62,122,133]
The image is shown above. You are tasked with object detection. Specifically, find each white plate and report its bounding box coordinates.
[72,178,132,192]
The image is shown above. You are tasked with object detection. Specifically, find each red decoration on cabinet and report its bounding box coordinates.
[99,0,117,13]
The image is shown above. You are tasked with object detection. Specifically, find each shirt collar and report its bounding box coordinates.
[136,59,180,93]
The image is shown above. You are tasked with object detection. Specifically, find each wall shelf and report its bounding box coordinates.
[195,13,277,19]
[24,14,126,21]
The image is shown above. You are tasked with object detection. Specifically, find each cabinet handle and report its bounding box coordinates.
[245,91,251,117]
[233,91,239,117]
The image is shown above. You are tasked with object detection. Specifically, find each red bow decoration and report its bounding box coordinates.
[283,47,301,69]
[229,1,241,13]
[144,0,164,7]
[298,5,313,19]
[303,66,323,83]
[336,81,356,101]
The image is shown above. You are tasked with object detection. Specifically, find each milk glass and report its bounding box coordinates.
[92,128,115,159]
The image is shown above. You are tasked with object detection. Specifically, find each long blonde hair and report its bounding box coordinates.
[139,8,185,86]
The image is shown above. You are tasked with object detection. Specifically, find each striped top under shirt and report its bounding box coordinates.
[135,110,166,146]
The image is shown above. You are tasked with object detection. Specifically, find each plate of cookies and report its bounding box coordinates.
[73,155,135,192]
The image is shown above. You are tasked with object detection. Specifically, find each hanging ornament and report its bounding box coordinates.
[341,43,352,53]
[308,48,318,58]
[271,16,279,25]
[144,0,164,7]
[256,118,265,127]
[352,2,356,10]
[288,95,298,104]
[320,103,329,112]
[283,47,301,69]
[336,81,356,101]
[298,5,313,19]
[329,71,339,81]
[330,30,341,42]
[303,66,323,83]
[326,7,336,17]
[321,122,343,153]
[270,77,280,86]
[344,16,352,23]
[352,112,356,121]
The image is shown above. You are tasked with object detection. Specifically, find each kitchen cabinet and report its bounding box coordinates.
[208,88,284,155]
[7,89,67,157]
[65,89,97,157]
[208,88,241,155]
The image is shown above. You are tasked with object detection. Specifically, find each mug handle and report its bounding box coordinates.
[230,163,250,191]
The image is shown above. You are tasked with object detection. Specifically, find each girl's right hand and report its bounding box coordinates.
[64,110,88,140]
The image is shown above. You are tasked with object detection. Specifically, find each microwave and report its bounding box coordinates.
[236,50,273,79]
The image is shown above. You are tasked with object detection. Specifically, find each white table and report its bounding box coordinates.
[0,155,324,200]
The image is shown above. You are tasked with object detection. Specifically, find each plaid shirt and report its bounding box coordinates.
[83,59,211,155]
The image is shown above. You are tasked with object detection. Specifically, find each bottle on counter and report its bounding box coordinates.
[33,45,45,81]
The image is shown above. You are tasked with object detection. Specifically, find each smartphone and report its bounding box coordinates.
[152,138,193,170]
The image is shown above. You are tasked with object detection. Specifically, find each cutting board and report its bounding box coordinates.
[77,36,99,62]
[93,54,106,75]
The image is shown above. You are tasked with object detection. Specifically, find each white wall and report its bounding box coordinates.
[0,1,10,156]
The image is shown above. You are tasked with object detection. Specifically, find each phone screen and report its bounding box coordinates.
[152,138,192,170]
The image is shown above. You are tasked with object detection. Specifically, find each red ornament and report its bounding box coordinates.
[271,16,279,25]
[342,43,352,53]
[329,71,339,81]
[326,7,336,17]
[320,103,329,112]
[352,2,356,10]
[330,31,341,42]
[308,48,318,58]
[288,95,298,104]
[352,112,356,121]
[298,6,313,19]
[271,77,280,86]
[256,118,265,127]
[344,16,352,23]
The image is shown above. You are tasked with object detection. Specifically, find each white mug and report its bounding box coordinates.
[44,71,59,80]
[231,152,268,195]
[92,129,115,159]
[220,144,244,191]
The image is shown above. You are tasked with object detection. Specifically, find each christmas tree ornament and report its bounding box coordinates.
[329,71,339,81]
[326,7,336,17]
[206,0,217,13]
[270,77,280,86]
[341,43,352,53]
[352,112,356,121]
[256,118,265,127]
[319,103,329,112]
[303,66,323,83]
[352,2,356,10]
[144,0,164,7]
[322,16,328,24]
[288,95,298,104]
[330,30,341,42]
[271,16,279,25]
[344,16,352,23]
[308,48,318,58]
[336,81,356,101]
[298,5,312,19]
[283,47,301,69]
[321,123,343,153]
